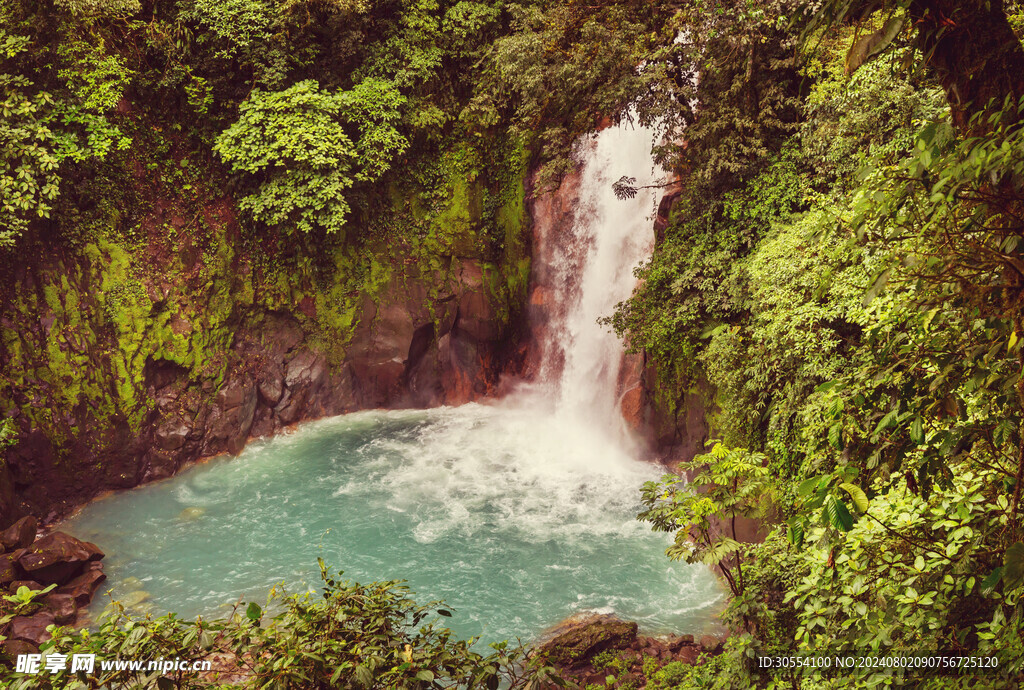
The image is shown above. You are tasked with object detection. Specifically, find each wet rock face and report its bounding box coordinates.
[1,249,519,527]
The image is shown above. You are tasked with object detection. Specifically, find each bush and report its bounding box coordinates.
[2,560,562,689]
[214,79,407,236]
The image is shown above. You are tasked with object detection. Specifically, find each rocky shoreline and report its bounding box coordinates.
[537,613,727,687]
[0,516,107,659]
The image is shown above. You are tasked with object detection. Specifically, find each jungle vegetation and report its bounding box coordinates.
[4,0,1024,688]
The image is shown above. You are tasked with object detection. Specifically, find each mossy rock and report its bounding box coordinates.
[537,614,638,669]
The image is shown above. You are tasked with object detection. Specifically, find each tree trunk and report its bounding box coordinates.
[908,0,1024,132]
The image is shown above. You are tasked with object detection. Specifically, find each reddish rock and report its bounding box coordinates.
[0,548,26,585]
[676,644,702,664]
[56,562,106,607]
[211,377,257,455]
[0,515,37,550]
[8,612,56,645]
[9,580,44,592]
[699,635,724,654]
[257,372,284,406]
[17,532,103,585]
[3,638,40,659]
[41,593,78,625]
[668,634,695,652]
[155,418,191,451]
[537,614,638,669]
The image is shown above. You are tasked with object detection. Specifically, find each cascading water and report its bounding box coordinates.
[61,121,723,643]
[528,122,662,442]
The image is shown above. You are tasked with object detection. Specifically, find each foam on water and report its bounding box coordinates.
[64,405,723,641]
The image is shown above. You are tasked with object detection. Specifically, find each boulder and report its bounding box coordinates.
[177,506,206,521]
[57,562,106,607]
[699,635,724,654]
[257,372,284,407]
[155,418,191,451]
[2,638,39,659]
[667,634,695,653]
[537,614,638,669]
[0,548,26,585]
[676,644,702,665]
[122,590,151,608]
[284,350,325,389]
[9,580,44,592]
[18,532,104,585]
[0,516,37,550]
[7,612,55,646]
[41,593,78,625]
[211,377,257,454]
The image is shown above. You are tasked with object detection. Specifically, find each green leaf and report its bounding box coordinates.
[787,518,805,548]
[798,476,821,497]
[246,602,262,621]
[828,422,843,450]
[838,483,869,514]
[823,495,854,532]
[354,664,374,688]
[863,268,890,306]
[815,380,839,393]
[981,567,1003,593]
[910,417,924,444]
[416,670,435,682]
[873,407,900,436]
[1003,542,1024,591]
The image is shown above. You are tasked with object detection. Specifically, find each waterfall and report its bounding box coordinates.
[524,120,664,444]
[61,119,725,645]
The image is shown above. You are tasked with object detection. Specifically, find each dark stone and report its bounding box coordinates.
[18,532,104,585]
[41,593,78,625]
[2,638,39,659]
[57,563,106,607]
[217,377,249,409]
[699,635,723,654]
[0,515,37,550]
[275,386,309,425]
[668,634,694,652]
[9,580,44,592]
[676,644,702,665]
[141,449,180,483]
[211,377,257,455]
[284,350,325,389]
[538,614,638,670]
[8,612,56,645]
[155,418,191,451]
[0,549,26,585]
[257,372,284,406]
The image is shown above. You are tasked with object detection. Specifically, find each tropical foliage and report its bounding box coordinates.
[618,1,1024,687]
[1,562,561,689]
[6,0,1024,687]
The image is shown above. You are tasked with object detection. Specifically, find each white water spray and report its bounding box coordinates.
[525,120,664,445]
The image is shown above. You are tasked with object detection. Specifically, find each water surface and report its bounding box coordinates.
[63,401,724,643]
